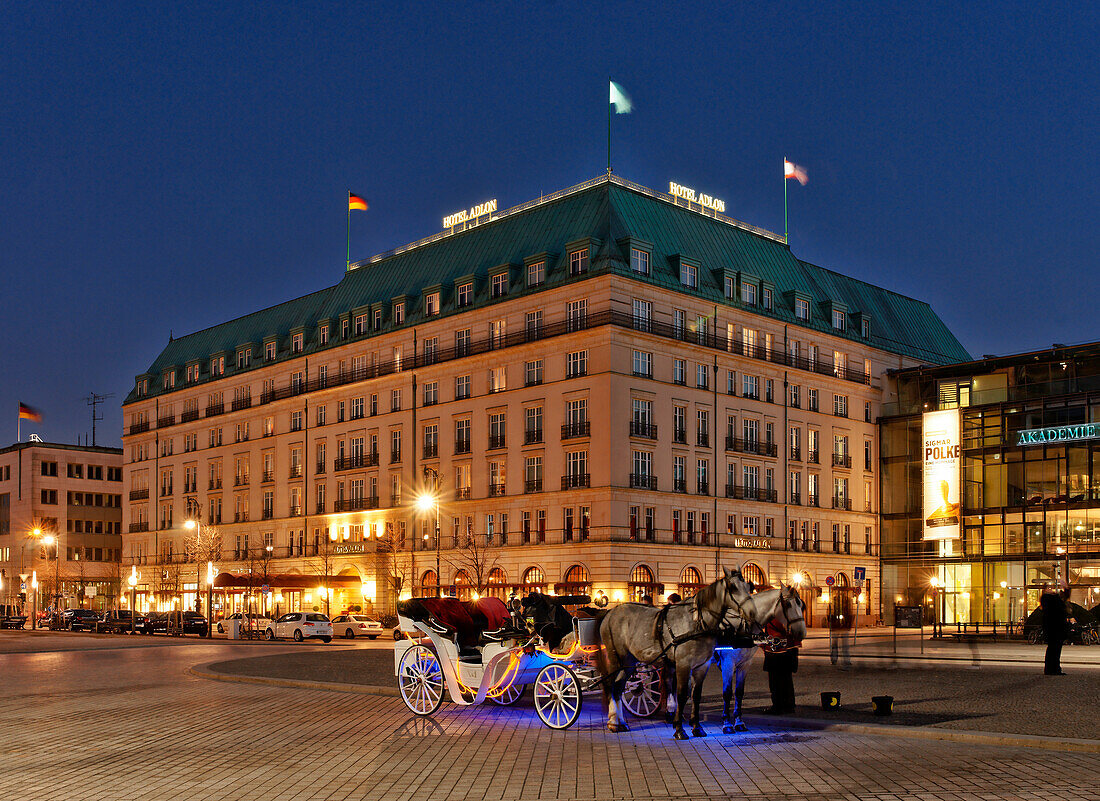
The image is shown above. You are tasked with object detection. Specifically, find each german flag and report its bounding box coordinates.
[19,402,42,423]
[348,192,368,212]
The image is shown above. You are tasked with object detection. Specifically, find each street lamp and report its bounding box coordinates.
[128,566,139,634]
[31,571,38,630]
[206,561,215,638]
[417,491,440,597]
[43,535,59,628]
[929,575,942,634]
[263,544,273,618]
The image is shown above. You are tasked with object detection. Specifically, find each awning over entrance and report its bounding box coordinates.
[213,573,364,590]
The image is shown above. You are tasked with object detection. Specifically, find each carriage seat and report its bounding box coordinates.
[398,597,521,661]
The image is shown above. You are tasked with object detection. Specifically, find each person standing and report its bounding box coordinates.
[762,618,801,714]
[828,591,853,669]
[1040,584,1069,675]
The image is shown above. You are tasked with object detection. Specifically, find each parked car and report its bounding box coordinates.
[149,611,209,635]
[0,604,27,629]
[217,612,271,635]
[331,614,384,639]
[135,611,163,634]
[60,609,101,631]
[97,610,148,634]
[265,612,332,642]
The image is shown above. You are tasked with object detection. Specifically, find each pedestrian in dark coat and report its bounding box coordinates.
[1040,586,1069,675]
[762,619,800,713]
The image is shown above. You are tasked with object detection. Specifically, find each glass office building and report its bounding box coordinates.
[880,342,1100,624]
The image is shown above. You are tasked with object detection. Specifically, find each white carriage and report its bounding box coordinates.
[394,596,664,729]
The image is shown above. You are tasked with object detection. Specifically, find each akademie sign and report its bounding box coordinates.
[922,409,961,540]
[1016,424,1099,446]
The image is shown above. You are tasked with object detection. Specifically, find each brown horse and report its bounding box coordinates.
[597,569,754,739]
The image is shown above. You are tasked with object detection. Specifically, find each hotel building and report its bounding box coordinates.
[880,342,1100,624]
[121,174,968,623]
[0,441,124,611]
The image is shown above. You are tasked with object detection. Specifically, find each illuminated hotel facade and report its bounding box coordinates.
[120,174,968,623]
[880,342,1100,624]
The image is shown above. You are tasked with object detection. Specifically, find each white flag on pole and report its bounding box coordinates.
[609,81,632,114]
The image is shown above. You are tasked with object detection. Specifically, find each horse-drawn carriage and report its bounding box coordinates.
[394,594,664,729]
[394,571,806,738]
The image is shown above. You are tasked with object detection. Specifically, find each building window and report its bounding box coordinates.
[527,261,545,287]
[265,341,276,361]
[423,381,438,406]
[237,349,252,369]
[723,276,734,299]
[491,273,508,298]
[393,302,405,324]
[680,262,697,288]
[632,299,652,331]
[425,292,440,316]
[861,317,870,338]
[489,319,506,348]
[742,374,758,399]
[455,375,471,400]
[631,248,649,275]
[673,359,686,385]
[696,364,708,388]
[457,282,472,307]
[632,350,652,378]
[291,333,303,353]
[833,394,848,417]
[741,282,757,305]
[489,366,507,393]
[525,360,543,386]
[567,299,587,331]
[808,388,819,412]
[569,249,588,275]
[391,389,402,412]
[319,324,329,345]
[456,328,470,356]
[762,287,773,310]
[567,350,588,378]
[832,309,846,331]
[372,309,382,330]
[795,298,810,321]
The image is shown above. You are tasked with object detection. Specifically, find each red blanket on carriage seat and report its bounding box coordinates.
[409,597,511,650]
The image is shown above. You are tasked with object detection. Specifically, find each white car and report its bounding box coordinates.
[217,612,271,635]
[331,614,384,639]
[266,612,333,643]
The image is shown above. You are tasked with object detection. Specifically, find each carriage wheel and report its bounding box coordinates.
[489,682,526,706]
[398,645,445,716]
[621,663,666,718]
[533,664,581,729]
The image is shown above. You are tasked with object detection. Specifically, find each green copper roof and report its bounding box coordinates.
[127,175,969,403]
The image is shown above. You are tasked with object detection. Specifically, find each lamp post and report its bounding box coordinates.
[929,575,942,636]
[31,572,38,630]
[43,535,59,629]
[263,544,273,618]
[128,566,139,634]
[417,491,440,597]
[24,527,43,628]
[206,561,215,638]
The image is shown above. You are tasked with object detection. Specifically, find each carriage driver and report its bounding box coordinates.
[761,617,802,714]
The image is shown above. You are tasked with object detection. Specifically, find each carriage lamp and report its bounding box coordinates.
[929,576,941,589]
[471,592,480,601]
[858,593,865,604]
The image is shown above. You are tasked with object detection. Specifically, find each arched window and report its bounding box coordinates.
[741,562,767,587]
[795,570,813,589]
[486,567,507,598]
[628,564,660,601]
[630,564,654,584]
[564,564,589,583]
[522,566,545,587]
[678,566,704,598]
[420,569,438,595]
[454,570,473,600]
[834,572,850,588]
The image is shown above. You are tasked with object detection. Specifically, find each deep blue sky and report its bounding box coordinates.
[2,2,1097,447]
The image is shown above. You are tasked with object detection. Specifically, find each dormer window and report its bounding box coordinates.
[373,309,382,331]
[861,318,870,338]
[724,276,734,299]
[354,314,367,335]
[211,356,225,377]
[426,291,440,316]
[491,273,508,298]
[795,298,810,321]
[569,249,588,276]
[762,287,773,310]
[527,261,545,286]
[237,349,252,369]
[265,341,276,361]
[319,324,329,345]
[741,282,757,305]
[137,378,148,397]
[679,262,697,288]
[186,364,200,383]
[393,301,405,324]
[291,333,303,353]
[457,282,473,306]
[163,371,175,390]
[630,248,649,275]
[832,309,846,331]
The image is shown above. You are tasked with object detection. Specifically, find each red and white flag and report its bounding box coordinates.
[784,159,808,185]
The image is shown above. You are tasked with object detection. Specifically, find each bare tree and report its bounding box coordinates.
[376,524,414,614]
[446,525,501,596]
[184,519,222,616]
[312,529,336,617]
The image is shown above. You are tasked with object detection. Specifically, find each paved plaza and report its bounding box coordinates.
[0,633,1098,801]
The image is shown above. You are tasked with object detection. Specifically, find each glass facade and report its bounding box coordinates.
[880,344,1100,623]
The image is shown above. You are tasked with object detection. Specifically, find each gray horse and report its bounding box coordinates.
[598,569,754,739]
[711,584,807,733]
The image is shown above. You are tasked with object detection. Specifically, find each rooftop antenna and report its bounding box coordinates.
[85,391,114,447]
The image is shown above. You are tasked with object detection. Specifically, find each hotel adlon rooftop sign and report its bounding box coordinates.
[1016,424,1100,447]
[443,198,497,229]
[668,181,725,213]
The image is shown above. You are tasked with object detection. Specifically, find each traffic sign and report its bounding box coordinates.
[261,584,271,594]
[20,582,26,591]
[854,566,866,582]
[824,576,835,587]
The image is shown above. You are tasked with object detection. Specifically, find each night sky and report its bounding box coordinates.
[2,2,1096,447]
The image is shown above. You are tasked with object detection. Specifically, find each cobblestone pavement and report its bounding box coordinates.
[1,638,1098,801]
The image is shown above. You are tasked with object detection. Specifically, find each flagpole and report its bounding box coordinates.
[346,191,352,271]
[607,77,612,175]
[783,160,789,245]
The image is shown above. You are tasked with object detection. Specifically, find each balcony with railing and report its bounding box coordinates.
[561,422,590,440]
[205,403,224,417]
[128,521,149,533]
[629,473,658,490]
[334,496,379,513]
[423,443,439,459]
[315,461,326,475]
[454,487,471,500]
[129,488,149,501]
[673,428,687,444]
[334,454,369,472]
[316,500,325,514]
[789,446,801,461]
[789,491,801,505]
[833,496,852,510]
[289,505,303,517]
[725,436,778,457]
[208,479,222,490]
[128,421,150,435]
[262,507,274,520]
[524,479,543,493]
[488,434,507,450]
[561,474,590,490]
[696,432,710,448]
[390,449,401,464]
[630,421,658,440]
[725,484,779,502]
[289,465,303,479]
[832,453,852,468]
[673,477,687,493]
[455,438,471,455]
[157,415,176,429]
[181,409,199,423]
[808,493,820,507]
[489,482,506,497]
[524,428,543,445]
[261,471,275,483]
[807,450,820,464]
[696,480,709,495]
[231,396,252,411]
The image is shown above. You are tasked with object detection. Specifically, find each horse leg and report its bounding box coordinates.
[733,660,748,731]
[665,661,677,724]
[672,661,691,740]
[716,653,735,734]
[599,625,629,733]
[690,663,709,737]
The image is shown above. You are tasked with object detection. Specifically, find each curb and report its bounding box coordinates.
[190,664,1097,752]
